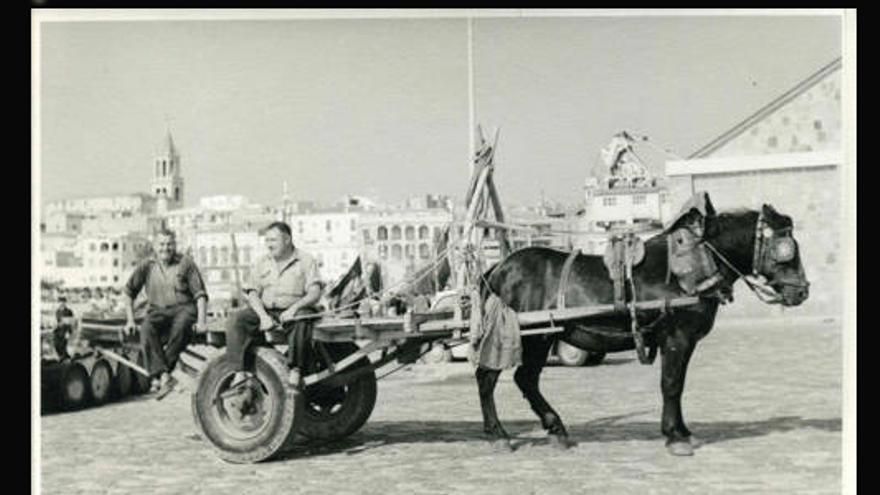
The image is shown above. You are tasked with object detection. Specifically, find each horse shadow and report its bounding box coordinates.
[274,413,841,461]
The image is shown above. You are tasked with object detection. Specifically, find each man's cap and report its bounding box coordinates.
[58,296,67,302]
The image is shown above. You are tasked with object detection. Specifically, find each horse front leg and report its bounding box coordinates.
[475,366,513,451]
[660,329,697,456]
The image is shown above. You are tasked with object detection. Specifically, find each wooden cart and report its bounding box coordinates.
[186,295,699,463]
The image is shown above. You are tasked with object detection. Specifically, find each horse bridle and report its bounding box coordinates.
[702,210,806,304]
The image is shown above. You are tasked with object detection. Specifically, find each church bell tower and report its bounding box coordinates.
[151,129,184,213]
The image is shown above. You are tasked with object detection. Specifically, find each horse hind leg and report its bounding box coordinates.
[475,366,513,451]
[513,359,573,450]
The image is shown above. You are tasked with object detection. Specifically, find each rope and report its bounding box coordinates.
[284,234,467,323]
[702,241,780,304]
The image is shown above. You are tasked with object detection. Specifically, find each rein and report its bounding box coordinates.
[701,210,784,304]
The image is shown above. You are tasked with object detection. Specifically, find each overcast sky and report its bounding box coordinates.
[38,13,842,209]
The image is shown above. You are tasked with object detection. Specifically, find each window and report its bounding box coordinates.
[99,258,107,267]
[100,242,109,252]
[210,246,218,266]
[405,226,415,241]
[112,242,119,251]
[100,276,107,282]
[602,197,617,207]
[326,220,332,232]
[113,276,119,283]
[814,119,823,130]
[122,243,127,252]
[243,247,252,264]
[298,221,304,234]
[221,269,230,282]
[350,219,356,231]
[220,247,229,265]
[199,247,207,265]
[379,245,388,259]
[377,226,388,241]
[419,226,429,240]
[363,230,372,243]
[391,244,402,260]
[633,195,646,205]
[113,259,119,267]
[391,226,402,240]
[419,243,430,259]
[767,136,778,148]
[231,248,238,264]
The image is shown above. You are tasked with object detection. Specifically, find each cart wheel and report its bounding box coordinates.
[192,348,299,464]
[133,350,152,394]
[60,362,92,410]
[116,361,134,397]
[90,359,115,405]
[421,343,453,364]
[297,342,377,442]
[556,341,589,367]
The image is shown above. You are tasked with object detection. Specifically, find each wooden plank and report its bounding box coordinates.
[303,340,387,386]
[96,348,150,378]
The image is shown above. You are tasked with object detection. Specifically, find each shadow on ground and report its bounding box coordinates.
[273,414,841,461]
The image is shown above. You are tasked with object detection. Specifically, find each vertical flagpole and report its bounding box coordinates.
[467,16,475,174]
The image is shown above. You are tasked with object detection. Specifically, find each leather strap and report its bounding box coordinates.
[556,249,581,309]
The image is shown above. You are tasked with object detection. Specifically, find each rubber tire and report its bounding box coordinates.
[90,359,115,405]
[116,360,134,398]
[192,348,299,464]
[133,350,152,394]
[60,362,92,410]
[296,342,378,443]
[556,341,589,366]
[583,351,606,367]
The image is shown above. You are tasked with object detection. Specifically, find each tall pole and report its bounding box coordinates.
[467,16,475,175]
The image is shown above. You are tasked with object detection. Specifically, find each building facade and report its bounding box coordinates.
[359,206,453,289]
[665,57,843,319]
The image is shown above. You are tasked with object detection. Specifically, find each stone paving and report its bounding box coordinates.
[39,318,844,494]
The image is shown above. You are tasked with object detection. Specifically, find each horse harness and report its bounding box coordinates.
[556,233,660,365]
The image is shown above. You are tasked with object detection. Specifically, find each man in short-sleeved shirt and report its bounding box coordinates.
[54,296,75,360]
[123,229,208,399]
[225,221,323,383]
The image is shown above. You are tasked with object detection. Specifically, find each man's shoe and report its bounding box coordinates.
[155,376,178,401]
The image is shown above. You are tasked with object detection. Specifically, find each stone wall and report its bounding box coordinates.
[673,165,842,318]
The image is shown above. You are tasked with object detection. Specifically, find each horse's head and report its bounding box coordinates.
[752,204,810,306]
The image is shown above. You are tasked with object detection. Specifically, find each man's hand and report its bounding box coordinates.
[279,307,299,323]
[258,314,277,331]
[124,319,138,338]
[192,321,208,333]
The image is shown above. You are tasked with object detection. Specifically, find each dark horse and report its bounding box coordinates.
[475,204,810,455]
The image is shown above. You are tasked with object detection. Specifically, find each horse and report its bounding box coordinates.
[473,203,810,456]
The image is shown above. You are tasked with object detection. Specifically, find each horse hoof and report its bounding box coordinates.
[667,441,694,456]
[687,436,703,448]
[549,434,573,450]
[491,439,514,452]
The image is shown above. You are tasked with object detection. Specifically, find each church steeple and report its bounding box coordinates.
[151,126,184,213]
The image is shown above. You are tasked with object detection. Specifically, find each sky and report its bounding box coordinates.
[38,13,843,210]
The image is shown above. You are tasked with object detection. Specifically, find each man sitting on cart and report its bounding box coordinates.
[225,221,323,386]
[123,228,209,400]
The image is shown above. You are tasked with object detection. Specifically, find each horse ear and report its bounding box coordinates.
[703,192,716,217]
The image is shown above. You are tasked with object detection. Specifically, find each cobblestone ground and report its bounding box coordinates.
[40,318,844,495]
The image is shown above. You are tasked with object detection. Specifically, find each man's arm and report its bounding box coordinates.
[280,257,324,321]
[122,263,148,333]
[185,259,210,329]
